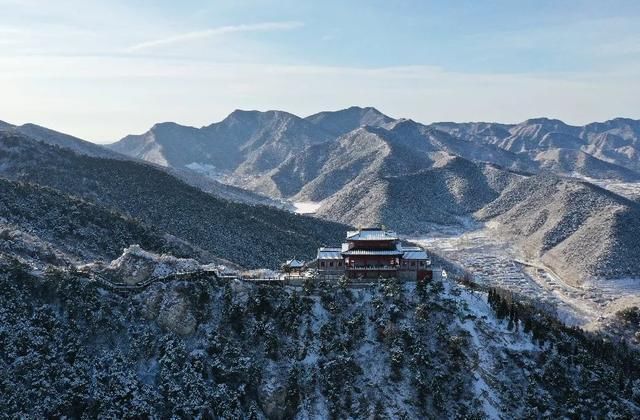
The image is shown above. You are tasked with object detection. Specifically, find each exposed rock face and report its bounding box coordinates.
[100,245,203,285]
[137,282,199,335]
[153,284,198,336]
[258,377,288,419]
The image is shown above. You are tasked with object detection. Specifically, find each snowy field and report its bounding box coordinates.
[293,201,322,214]
[579,178,640,202]
[410,228,640,332]
[598,181,640,201]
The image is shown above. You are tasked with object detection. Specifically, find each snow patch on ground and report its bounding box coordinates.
[293,201,322,214]
[444,279,537,419]
[411,228,640,335]
[185,162,225,179]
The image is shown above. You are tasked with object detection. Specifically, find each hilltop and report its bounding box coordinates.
[1,257,639,418]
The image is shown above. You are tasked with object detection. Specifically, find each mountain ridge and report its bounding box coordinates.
[0,131,347,268]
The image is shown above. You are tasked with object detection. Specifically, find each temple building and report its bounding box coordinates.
[282,258,305,275]
[317,227,432,281]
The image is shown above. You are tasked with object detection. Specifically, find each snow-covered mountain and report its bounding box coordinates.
[0,120,285,208]
[433,116,640,175]
[316,156,524,232]
[305,105,395,136]
[0,121,124,159]
[2,109,640,418]
[241,120,529,201]
[2,254,639,418]
[581,118,640,173]
[7,109,640,282]
[533,148,640,181]
[109,110,334,175]
[0,131,346,268]
[111,108,640,205]
[104,109,640,283]
[477,174,640,284]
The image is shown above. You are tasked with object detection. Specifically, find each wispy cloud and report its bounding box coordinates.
[125,21,304,52]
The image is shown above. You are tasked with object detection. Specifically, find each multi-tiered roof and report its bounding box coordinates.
[316,227,429,262]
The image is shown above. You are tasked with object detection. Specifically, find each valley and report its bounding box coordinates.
[1,107,640,418]
[412,224,640,335]
[5,1,640,416]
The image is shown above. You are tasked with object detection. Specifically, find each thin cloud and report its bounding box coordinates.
[125,21,303,52]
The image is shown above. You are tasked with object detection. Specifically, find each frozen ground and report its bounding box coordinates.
[410,227,640,334]
[293,201,322,214]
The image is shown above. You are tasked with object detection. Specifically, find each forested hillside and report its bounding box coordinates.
[1,260,639,418]
[0,132,347,268]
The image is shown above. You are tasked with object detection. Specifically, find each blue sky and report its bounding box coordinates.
[1,0,640,142]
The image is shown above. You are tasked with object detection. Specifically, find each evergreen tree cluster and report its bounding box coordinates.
[2,259,639,418]
[0,132,347,269]
[486,286,640,417]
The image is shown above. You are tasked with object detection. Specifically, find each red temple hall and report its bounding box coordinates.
[317,228,432,281]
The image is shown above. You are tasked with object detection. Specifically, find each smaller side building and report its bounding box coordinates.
[316,247,344,273]
[397,246,431,281]
[282,258,306,274]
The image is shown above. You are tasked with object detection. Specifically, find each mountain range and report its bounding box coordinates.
[476,174,640,284]
[108,108,640,184]
[105,108,640,283]
[0,120,285,208]
[2,107,640,283]
[2,107,640,418]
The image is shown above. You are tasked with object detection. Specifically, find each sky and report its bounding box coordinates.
[1,0,640,143]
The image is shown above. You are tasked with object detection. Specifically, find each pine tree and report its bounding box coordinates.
[284,365,301,417]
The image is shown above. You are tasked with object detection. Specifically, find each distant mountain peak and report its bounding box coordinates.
[227,108,298,119]
[519,117,578,130]
[150,121,194,131]
[306,106,395,136]
[523,117,562,124]
[345,105,384,114]
[385,118,435,138]
[386,118,419,129]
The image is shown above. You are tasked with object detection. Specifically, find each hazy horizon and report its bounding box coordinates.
[2,0,640,142]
